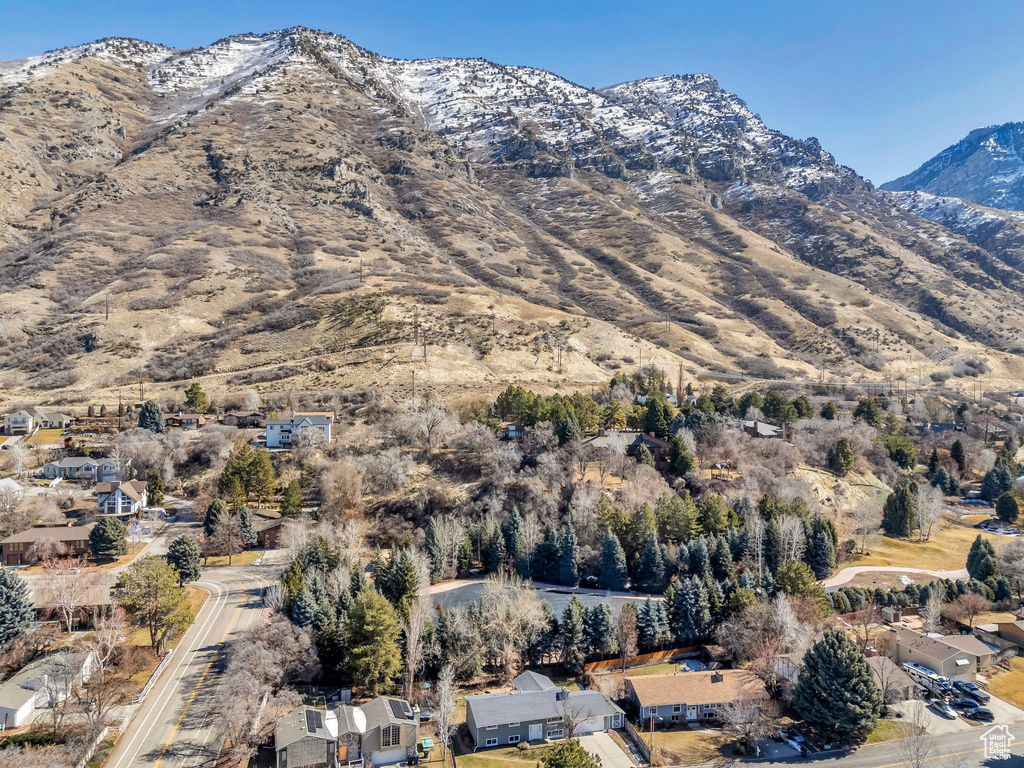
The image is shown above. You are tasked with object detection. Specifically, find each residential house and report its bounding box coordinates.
[993,620,1024,650]
[253,509,285,548]
[913,422,966,437]
[0,523,96,566]
[275,696,419,768]
[96,480,148,517]
[584,430,673,470]
[3,408,73,436]
[740,420,787,440]
[867,656,918,703]
[43,456,130,483]
[0,650,96,729]
[223,410,266,429]
[266,412,334,448]
[465,671,623,748]
[626,670,769,724]
[882,627,990,682]
[3,410,35,436]
[275,705,340,768]
[164,412,207,430]
[498,422,528,441]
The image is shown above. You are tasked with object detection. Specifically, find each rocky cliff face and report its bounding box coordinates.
[0,28,1022,404]
[883,122,1024,211]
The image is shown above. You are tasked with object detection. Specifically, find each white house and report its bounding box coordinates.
[96,480,148,517]
[265,412,333,448]
[0,650,96,729]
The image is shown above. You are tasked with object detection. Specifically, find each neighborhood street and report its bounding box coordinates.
[104,556,283,768]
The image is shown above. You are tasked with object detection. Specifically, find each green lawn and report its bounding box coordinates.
[622,663,679,677]
[455,740,554,768]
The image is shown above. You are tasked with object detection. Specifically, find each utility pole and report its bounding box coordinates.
[117,392,122,431]
[413,306,419,346]
[138,373,143,403]
[412,369,416,400]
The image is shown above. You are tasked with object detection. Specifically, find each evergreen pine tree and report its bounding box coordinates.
[669,436,694,477]
[558,523,580,587]
[346,589,402,695]
[966,535,997,580]
[583,603,617,657]
[90,516,128,561]
[950,440,967,475]
[280,479,302,517]
[827,438,855,477]
[528,602,560,667]
[166,535,202,585]
[502,507,525,561]
[0,568,33,650]
[203,499,228,537]
[560,596,586,675]
[239,507,257,546]
[981,463,1015,502]
[150,472,165,507]
[184,381,209,413]
[483,528,506,573]
[636,599,657,650]
[651,599,670,648]
[688,537,712,579]
[927,448,940,478]
[669,576,711,643]
[556,416,582,445]
[599,529,629,590]
[625,503,657,562]
[881,477,918,537]
[764,519,783,576]
[794,629,884,744]
[996,493,1021,524]
[424,518,445,582]
[291,588,317,627]
[821,401,838,420]
[138,400,166,433]
[805,517,837,579]
[532,528,562,583]
[634,443,656,468]
[710,536,732,581]
[634,534,666,593]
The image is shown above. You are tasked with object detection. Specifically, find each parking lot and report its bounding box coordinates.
[891,694,1024,736]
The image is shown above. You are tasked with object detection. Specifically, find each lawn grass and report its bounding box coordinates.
[844,524,998,572]
[455,738,554,768]
[202,548,264,567]
[989,658,1024,709]
[24,429,65,446]
[648,725,733,764]
[866,720,919,744]
[621,662,679,677]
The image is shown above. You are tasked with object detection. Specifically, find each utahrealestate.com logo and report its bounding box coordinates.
[982,725,1015,760]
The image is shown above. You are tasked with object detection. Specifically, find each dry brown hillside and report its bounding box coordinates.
[1,30,1022,409]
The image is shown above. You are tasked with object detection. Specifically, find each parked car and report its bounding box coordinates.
[963,707,994,722]
[930,700,958,720]
[950,698,977,711]
[954,681,991,703]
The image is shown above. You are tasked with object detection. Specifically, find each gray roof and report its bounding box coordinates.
[741,420,783,437]
[466,687,621,729]
[336,704,367,736]
[48,457,101,468]
[512,670,556,692]
[275,706,337,748]
[361,696,415,731]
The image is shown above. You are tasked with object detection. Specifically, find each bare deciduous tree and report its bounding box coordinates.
[434,663,458,760]
[895,705,935,768]
[921,588,943,634]
[851,500,881,554]
[916,483,943,541]
[320,460,364,519]
[617,603,638,671]
[850,601,882,651]
[42,557,97,634]
[720,699,780,755]
[479,571,547,682]
[944,592,989,630]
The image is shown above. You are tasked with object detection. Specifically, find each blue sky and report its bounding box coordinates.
[3,1,1023,184]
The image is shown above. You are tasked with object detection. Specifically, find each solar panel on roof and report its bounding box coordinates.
[306,709,316,732]
[314,711,323,730]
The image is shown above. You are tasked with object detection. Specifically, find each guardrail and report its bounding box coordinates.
[132,648,174,705]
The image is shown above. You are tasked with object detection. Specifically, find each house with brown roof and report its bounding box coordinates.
[0,523,96,566]
[625,670,769,724]
[253,509,284,548]
[164,412,207,430]
[223,410,266,429]
[882,627,990,682]
[994,620,1024,650]
[96,480,148,517]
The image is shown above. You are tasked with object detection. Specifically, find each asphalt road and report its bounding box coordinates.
[106,560,280,768]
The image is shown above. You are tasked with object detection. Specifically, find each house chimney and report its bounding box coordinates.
[556,688,569,701]
[711,672,724,683]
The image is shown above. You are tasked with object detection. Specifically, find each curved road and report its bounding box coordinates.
[106,560,281,768]
[822,565,969,588]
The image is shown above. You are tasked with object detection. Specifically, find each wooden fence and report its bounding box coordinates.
[623,718,651,763]
[585,646,701,672]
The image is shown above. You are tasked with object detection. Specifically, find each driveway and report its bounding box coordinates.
[822,565,969,588]
[578,733,635,768]
[890,700,972,735]
[986,693,1024,723]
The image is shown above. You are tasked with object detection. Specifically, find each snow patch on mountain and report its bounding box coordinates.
[0,38,171,86]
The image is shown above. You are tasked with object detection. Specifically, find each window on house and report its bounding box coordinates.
[508,735,520,744]
[508,722,520,727]
[673,704,682,714]
[485,726,498,731]
[381,725,401,748]
[485,739,498,747]
[546,717,562,723]
[546,729,565,740]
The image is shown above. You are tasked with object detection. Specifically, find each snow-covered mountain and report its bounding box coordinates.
[1,27,1023,402]
[883,122,1024,211]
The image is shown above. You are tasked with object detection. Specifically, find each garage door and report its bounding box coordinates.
[373,748,407,765]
